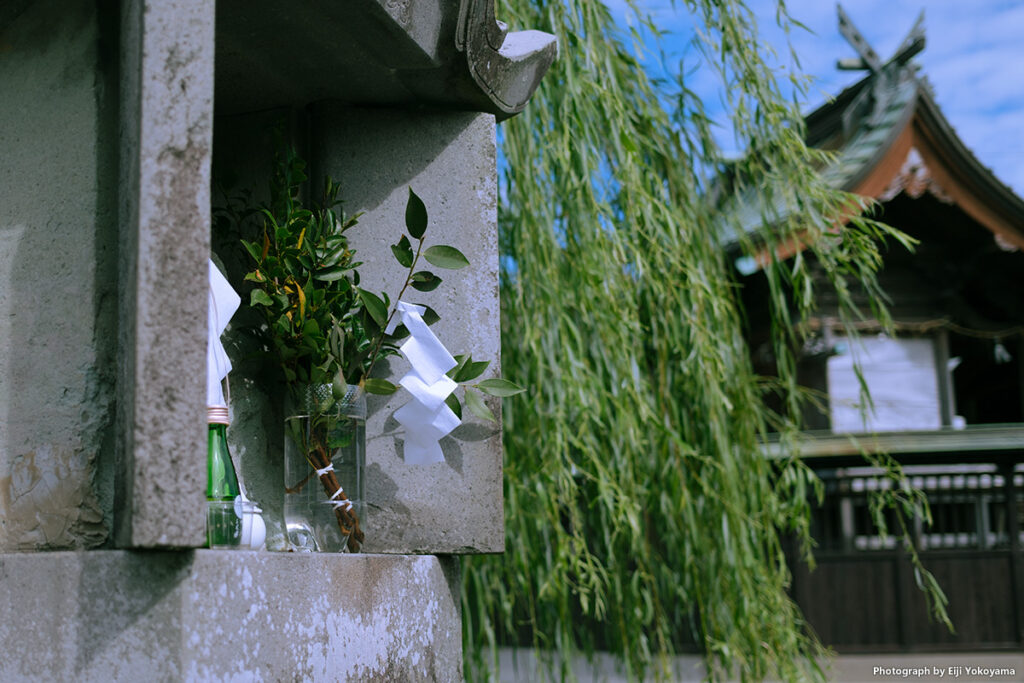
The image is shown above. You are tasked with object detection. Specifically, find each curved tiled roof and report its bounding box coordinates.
[726,54,1024,254]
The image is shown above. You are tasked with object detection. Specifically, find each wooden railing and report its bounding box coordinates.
[789,459,1024,651]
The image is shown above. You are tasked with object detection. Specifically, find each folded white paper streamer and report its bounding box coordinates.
[386,302,460,464]
[208,263,266,547]
[207,260,241,407]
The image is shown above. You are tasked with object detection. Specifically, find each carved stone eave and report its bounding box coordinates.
[215,0,556,120]
[456,0,558,118]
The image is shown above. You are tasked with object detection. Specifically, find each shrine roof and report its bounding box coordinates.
[725,7,1024,255]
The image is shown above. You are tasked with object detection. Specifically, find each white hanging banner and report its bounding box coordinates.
[386,301,461,464]
[207,260,241,407]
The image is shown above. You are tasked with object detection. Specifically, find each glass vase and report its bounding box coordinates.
[283,383,365,552]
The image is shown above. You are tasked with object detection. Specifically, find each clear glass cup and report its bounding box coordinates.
[207,499,262,549]
[283,384,366,552]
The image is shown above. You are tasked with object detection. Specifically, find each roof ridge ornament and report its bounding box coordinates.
[890,10,926,67]
[836,4,926,73]
[837,4,881,72]
[836,4,926,135]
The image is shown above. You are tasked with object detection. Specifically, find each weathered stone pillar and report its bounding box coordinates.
[114,0,215,547]
[0,0,117,552]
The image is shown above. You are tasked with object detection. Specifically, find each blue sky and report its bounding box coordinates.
[606,1,1024,194]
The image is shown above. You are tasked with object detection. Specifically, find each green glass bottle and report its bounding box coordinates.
[207,405,241,547]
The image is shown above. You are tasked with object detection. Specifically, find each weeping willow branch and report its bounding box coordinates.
[463,1,948,681]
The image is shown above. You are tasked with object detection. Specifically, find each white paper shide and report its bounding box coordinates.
[385,301,462,464]
[207,260,240,407]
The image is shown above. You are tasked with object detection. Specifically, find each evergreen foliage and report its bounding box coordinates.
[463,1,947,680]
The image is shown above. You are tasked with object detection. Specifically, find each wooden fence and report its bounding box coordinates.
[789,459,1024,651]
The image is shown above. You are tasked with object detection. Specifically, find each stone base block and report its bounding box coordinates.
[0,550,462,681]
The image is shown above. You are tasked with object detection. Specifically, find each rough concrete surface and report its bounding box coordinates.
[314,105,504,554]
[0,0,117,550]
[115,0,214,547]
[0,550,463,681]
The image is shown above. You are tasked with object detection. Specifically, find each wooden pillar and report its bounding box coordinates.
[1000,457,1024,645]
[934,330,955,426]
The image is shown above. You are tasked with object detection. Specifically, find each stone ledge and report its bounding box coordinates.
[0,550,462,682]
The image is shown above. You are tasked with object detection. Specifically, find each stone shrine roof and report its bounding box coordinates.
[215,0,556,120]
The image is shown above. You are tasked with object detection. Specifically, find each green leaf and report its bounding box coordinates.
[405,188,427,239]
[458,360,491,382]
[314,266,348,282]
[447,354,470,380]
[417,305,441,325]
[465,388,495,422]
[364,378,398,395]
[258,207,278,228]
[332,371,348,399]
[391,235,414,268]
[445,392,462,420]
[309,288,325,309]
[284,254,302,275]
[250,289,273,307]
[411,271,441,292]
[342,211,362,231]
[315,393,335,414]
[241,239,262,263]
[357,288,387,326]
[424,245,470,270]
[361,311,382,338]
[329,321,345,361]
[476,378,525,397]
[301,318,320,337]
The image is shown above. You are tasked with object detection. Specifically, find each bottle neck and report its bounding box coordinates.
[207,422,240,500]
